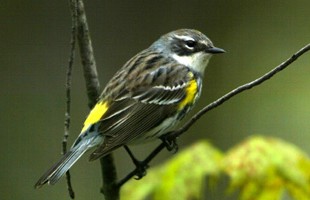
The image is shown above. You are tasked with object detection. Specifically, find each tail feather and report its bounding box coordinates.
[34,142,89,188]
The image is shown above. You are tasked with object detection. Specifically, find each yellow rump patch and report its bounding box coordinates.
[178,73,198,110]
[81,101,108,132]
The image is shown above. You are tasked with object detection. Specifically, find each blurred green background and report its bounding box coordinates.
[1,1,309,199]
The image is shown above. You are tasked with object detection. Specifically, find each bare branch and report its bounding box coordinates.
[75,0,119,199]
[76,0,100,107]
[100,156,119,199]
[118,43,310,186]
[62,0,78,198]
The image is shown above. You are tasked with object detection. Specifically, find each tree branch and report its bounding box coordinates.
[74,0,119,199]
[62,0,78,198]
[76,0,100,107]
[118,43,310,186]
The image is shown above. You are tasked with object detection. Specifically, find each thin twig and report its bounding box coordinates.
[118,43,310,186]
[62,0,78,198]
[75,0,119,199]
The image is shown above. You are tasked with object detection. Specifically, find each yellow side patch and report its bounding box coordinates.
[178,76,198,110]
[81,101,108,132]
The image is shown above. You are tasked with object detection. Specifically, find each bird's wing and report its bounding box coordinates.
[87,65,198,160]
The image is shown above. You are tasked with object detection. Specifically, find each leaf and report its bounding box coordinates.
[222,136,310,200]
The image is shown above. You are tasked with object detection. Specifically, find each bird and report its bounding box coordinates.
[35,29,225,188]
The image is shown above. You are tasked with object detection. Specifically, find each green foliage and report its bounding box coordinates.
[121,136,310,200]
[223,136,310,200]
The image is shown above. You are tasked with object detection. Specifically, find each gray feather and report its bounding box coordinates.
[34,135,100,188]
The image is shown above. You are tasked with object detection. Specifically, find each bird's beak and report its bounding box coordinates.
[206,46,226,54]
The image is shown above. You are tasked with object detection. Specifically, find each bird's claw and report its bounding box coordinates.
[134,162,149,180]
[160,134,178,153]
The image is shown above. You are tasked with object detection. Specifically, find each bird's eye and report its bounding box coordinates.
[184,40,197,49]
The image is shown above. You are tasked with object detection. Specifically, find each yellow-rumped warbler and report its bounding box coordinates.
[35,29,225,187]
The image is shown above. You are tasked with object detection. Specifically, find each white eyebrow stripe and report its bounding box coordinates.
[174,35,195,41]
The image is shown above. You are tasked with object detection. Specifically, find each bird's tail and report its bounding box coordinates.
[34,140,90,188]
